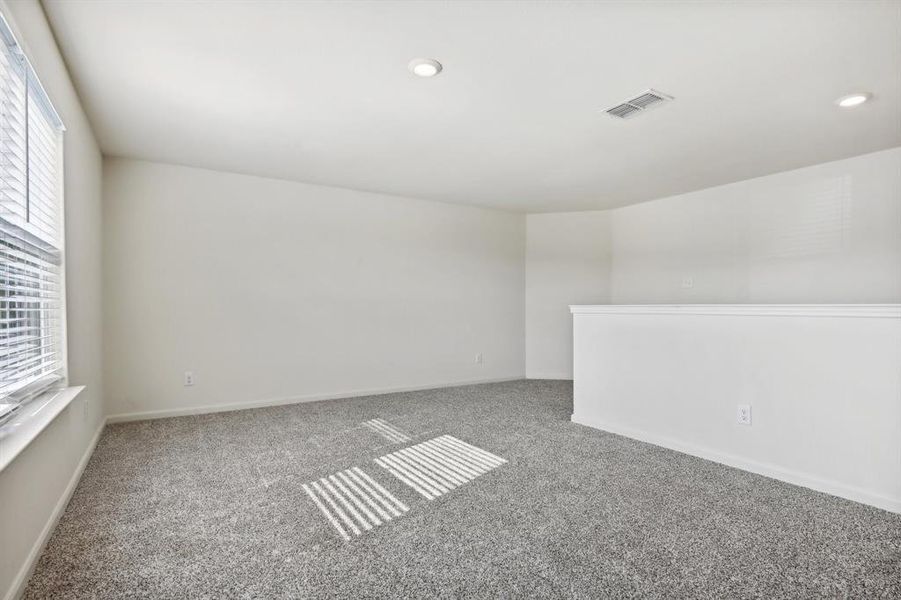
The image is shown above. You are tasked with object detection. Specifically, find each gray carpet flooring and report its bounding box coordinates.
[24,380,901,598]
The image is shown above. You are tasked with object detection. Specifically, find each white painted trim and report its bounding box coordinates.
[525,373,573,381]
[106,376,525,423]
[568,304,901,318]
[5,417,106,600]
[0,386,86,473]
[571,413,901,515]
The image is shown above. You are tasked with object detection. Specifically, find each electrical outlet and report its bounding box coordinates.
[681,276,694,289]
[184,371,195,386]
[475,353,483,365]
[737,404,752,425]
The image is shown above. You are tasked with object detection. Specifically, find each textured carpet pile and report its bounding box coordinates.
[24,380,901,598]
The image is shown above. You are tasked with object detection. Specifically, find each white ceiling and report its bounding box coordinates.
[43,0,901,213]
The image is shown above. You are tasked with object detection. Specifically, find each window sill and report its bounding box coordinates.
[0,386,86,473]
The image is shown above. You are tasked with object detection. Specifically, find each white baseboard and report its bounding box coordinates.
[106,375,525,423]
[5,418,106,600]
[525,373,573,381]
[571,413,901,515]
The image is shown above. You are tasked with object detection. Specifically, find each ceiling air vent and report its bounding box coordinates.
[604,89,673,119]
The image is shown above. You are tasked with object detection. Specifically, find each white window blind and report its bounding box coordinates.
[0,13,65,413]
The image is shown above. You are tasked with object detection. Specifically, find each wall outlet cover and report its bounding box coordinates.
[737,404,752,425]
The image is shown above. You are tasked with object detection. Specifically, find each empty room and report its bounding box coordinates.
[0,0,899,597]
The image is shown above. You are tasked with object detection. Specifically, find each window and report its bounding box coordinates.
[0,13,65,423]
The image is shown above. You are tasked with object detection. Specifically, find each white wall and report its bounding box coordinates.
[103,159,525,419]
[571,305,901,513]
[525,212,611,379]
[526,147,901,378]
[610,147,901,304]
[0,1,105,599]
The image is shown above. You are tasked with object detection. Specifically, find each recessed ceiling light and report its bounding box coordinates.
[836,93,871,108]
[408,58,442,78]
